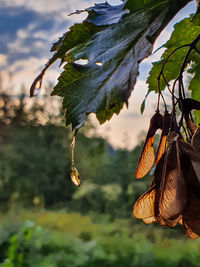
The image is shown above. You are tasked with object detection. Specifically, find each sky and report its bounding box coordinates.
[0,0,196,149]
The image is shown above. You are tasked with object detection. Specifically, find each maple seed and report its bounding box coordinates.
[133,186,156,221]
[155,111,170,165]
[136,111,162,179]
[133,33,200,238]
[186,117,197,136]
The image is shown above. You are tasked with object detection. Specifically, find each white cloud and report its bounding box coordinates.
[1,57,59,93]
[0,0,103,15]
[0,54,8,67]
[17,29,28,39]
[8,38,31,54]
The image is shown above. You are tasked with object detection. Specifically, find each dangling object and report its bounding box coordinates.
[70,130,81,186]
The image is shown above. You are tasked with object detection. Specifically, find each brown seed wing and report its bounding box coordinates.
[191,161,200,183]
[191,127,200,152]
[179,140,200,161]
[136,136,155,179]
[155,112,171,165]
[182,161,200,237]
[158,134,187,222]
[179,139,200,182]
[155,135,167,165]
[136,112,163,179]
[143,216,156,224]
[183,195,200,236]
[181,98,200,113]
[186,117,197,136]
[183,220,199,239]
[133,186,156,219]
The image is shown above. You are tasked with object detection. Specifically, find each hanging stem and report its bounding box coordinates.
[30,56,57,97]
[156,45,190,108]
[157,34,200,108]
[70,129,80,187]
[71,129,78,167]
[71,135,76,167]
[162,73,178,101]
[171,78,179,114]
[158,44,190,79]
[157,76,167,111]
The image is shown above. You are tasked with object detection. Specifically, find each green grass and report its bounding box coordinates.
[1,210,200,267]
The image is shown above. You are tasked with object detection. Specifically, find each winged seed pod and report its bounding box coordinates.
[133,35,200,238]
[180,98,200,114]
[134,129,200,238]
[191,126,200,151]
[185,117,197,136]
[134,133,189,229]
[133,153,164,224]
[179,129,200,183]
[155,132,187,227]
[155,111,171,165]
[180,151,200,239]
[136,111,163,179]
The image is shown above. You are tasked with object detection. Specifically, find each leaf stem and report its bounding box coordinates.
[30,56,57,97]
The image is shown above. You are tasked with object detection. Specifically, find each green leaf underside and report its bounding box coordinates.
[147,13,200,95]
[188,54,200,124]
[50,0,192,129]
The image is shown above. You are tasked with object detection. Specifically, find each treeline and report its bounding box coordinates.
[0,89,151,218]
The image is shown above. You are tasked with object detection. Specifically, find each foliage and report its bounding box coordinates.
[147,14,200,104]
[1,211,200,267]
[0,91,151,215]
[0,123,150,215]
[28,0,200,238]
[31,0,194,130]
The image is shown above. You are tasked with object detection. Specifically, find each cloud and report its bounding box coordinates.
[0,0,108,16]
[0,6,57,64]
[0,0,112,79]
[0,54,8,67]
[0,56,61,93]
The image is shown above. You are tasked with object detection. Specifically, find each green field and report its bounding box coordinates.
[1,210,200,267]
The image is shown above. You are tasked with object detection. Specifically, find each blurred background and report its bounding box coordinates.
[1,0,200,266]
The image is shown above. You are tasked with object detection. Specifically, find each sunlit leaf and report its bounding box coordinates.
[147,14,200,96]
[31,0,192,129]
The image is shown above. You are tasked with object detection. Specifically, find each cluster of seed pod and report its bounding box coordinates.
[133,98,200,239]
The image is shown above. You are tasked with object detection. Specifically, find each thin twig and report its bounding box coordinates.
[30,56,57,97]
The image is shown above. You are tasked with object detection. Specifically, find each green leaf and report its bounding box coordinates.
[146,5,200,123]
[187,53,200,124]
[197,0,200,14]
[32,0,192,129]
[147,15,200,93]
[140,92,150,114]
